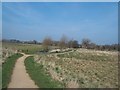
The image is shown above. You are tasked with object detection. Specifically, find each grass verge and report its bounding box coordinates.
[24,56,64,88]
[2,53,23,88]
[0,66,2,89]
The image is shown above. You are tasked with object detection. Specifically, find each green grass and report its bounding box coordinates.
[24,56,64,88]
[3,42,43,54]
[2,53,23,88]
[0,66,2,89]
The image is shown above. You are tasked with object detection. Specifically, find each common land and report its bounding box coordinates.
[2,42,118,88]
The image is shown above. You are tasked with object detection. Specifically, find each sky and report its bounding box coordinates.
[2,2,118,45]
[0,2,2,40]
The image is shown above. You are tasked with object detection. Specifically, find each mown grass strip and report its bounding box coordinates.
[2,53,23,88]
[24,56,64,88]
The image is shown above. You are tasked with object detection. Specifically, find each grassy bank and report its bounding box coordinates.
[0,67,2,89]
[2,53,23,88]
[34,50,118,88]
[24,56,64,88]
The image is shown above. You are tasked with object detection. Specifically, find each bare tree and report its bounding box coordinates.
[88,42,96,49]
[68,40,73,48]
[81,38,91,49]
[72,40,79,48]
[42,36,52,51]
[68,40,79,48]
[59,35,68,49]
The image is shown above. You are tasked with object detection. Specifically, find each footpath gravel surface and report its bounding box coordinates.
[8,53,38,88]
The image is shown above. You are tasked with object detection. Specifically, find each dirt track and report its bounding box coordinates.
[8,53,38,88]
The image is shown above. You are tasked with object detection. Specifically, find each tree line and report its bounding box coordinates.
[2,36,119,51]
[42,35,119,51]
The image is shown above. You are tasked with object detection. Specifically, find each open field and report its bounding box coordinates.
[2,2,118,89]
[2,42,119,88]
[3,42,43,54]
[34,49,118,88]
[2,42,43,63]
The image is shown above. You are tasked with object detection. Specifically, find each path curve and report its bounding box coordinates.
[8,53,38,88]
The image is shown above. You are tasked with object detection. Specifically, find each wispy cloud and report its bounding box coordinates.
[3,3,44,24]
[2,2,118,44]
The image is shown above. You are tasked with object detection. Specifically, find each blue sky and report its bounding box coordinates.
[2,2,118,44]
[0,2,2,39]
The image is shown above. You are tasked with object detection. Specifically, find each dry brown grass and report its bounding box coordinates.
[34,49,118,88]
